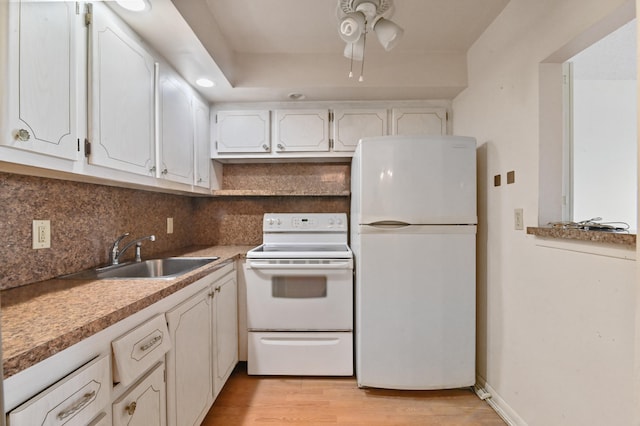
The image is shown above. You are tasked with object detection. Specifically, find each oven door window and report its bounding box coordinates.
[272,276,327,298]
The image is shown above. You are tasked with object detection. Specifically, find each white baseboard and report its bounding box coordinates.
[474,375,528,426]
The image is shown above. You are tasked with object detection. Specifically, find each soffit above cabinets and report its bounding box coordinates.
[111,0,510,103]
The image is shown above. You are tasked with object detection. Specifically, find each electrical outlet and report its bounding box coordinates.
[167,217,174,234]
[514,208,524,230]
[32,220,51,249]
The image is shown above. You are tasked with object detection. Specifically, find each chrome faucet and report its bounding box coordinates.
[110,233,156,265]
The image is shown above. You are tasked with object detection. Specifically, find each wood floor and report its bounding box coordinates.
[201,363,506,426]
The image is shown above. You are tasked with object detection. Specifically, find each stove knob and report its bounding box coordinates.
[328,218,334,226]
[276,219,282,225]
[266,218,274,226]
[336,218,343,226]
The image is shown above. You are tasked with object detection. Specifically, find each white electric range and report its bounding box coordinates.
[245,213,354,376]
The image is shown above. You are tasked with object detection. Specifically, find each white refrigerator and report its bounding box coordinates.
[351,135,477,390]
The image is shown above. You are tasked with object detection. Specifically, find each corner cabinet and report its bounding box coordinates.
[5,1,79,160]
[88,3,156,176]
[165,268,238,426]
[193,96,211,188]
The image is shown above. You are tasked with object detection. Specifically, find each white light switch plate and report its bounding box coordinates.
[514,208,524,230]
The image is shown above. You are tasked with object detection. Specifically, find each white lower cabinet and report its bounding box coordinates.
[112,362,166,426]
[5,263,239,426]
[88,411,112,426]
[166,287,214,426]
[166,269,238,426]
[213,272,239,395]
[8,355,111,426]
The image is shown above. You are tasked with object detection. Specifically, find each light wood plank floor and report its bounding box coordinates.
[202,363,506,426]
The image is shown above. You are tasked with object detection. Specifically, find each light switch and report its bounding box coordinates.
[514,209,524,230]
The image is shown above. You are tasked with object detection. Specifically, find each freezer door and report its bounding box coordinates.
[354,225,476,389]
[352,135,476,225]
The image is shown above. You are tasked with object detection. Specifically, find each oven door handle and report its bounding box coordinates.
[246,260,353,270]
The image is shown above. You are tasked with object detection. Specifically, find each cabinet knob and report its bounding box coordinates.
[149,166,156,173]
[215,286,221,293]
[16,129,30,141]
[277,143,284,150]
[125,401,137,416]
[161,168,168,175]
[262,144,269,151]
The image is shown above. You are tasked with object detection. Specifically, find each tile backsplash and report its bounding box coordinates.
[0,163,351,290]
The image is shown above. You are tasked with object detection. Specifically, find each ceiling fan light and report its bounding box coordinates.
[343,37,365,61]
[374,17,404,51]
[339,12,366,43]
[116,0,151,12]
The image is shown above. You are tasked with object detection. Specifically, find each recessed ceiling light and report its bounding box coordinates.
[196,78,215,88]
[116,0,151,12]
[288,93,306,100]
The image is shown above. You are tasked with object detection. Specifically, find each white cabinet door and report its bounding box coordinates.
[213,273,238,396]
[193,96,211,188]
[332,109,387,152]
[166,288,214,426]
[5,1,78,160]
[89,3,156,176]
[158,73,194,185]
[215,110,270,154]
[112,362,166,426]
[391,107,447,136]
[274,109,330,152]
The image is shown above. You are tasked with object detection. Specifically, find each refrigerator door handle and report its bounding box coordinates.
[368,221,412,228]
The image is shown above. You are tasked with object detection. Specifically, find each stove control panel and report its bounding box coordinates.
[263,213,347,232]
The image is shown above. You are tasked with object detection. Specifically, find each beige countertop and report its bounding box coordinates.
[1,245,254,379]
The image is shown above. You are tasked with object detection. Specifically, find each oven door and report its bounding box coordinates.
[244,259,353,331]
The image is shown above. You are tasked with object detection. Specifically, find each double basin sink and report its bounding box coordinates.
[60,257,219,280]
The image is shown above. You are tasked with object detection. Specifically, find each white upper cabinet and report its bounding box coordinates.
[5,1,79,160]
[88,3,156,176]
[215,110,271,154]
[332,109,387,152]
[391,107,448,136]
[158,72,194,185]
[193,96,211,188]
[274,109,330,152]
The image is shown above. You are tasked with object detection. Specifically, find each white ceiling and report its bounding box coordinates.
[112,0,510,103]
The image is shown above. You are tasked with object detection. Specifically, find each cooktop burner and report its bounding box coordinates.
[247,213,352,259]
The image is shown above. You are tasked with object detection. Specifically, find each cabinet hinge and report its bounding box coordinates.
[85,3,93,26]
[329,111,334,122]
[215,141,218,151]
[329,139,334,150]
[75,2,80,15]
[77,138,80,152]
[84,139,91,157]
[446,111,449,121]
[215,114,218,124]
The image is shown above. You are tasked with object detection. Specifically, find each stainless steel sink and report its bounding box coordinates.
[60,257,219,280]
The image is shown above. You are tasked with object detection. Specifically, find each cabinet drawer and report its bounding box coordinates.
[8,354,110,426]
[112,314,171,387]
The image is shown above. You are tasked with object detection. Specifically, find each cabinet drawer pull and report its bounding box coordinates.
[125,401,137,416]
[16,128,31,141]
[139,335,162,352]
[56,390,96,420]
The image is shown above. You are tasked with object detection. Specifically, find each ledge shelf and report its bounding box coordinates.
[527,226,636,248]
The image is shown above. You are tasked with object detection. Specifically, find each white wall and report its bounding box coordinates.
[452,1,638,425]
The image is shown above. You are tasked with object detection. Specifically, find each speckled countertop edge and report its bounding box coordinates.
[526,227,636,247]
[1,245,255,379]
